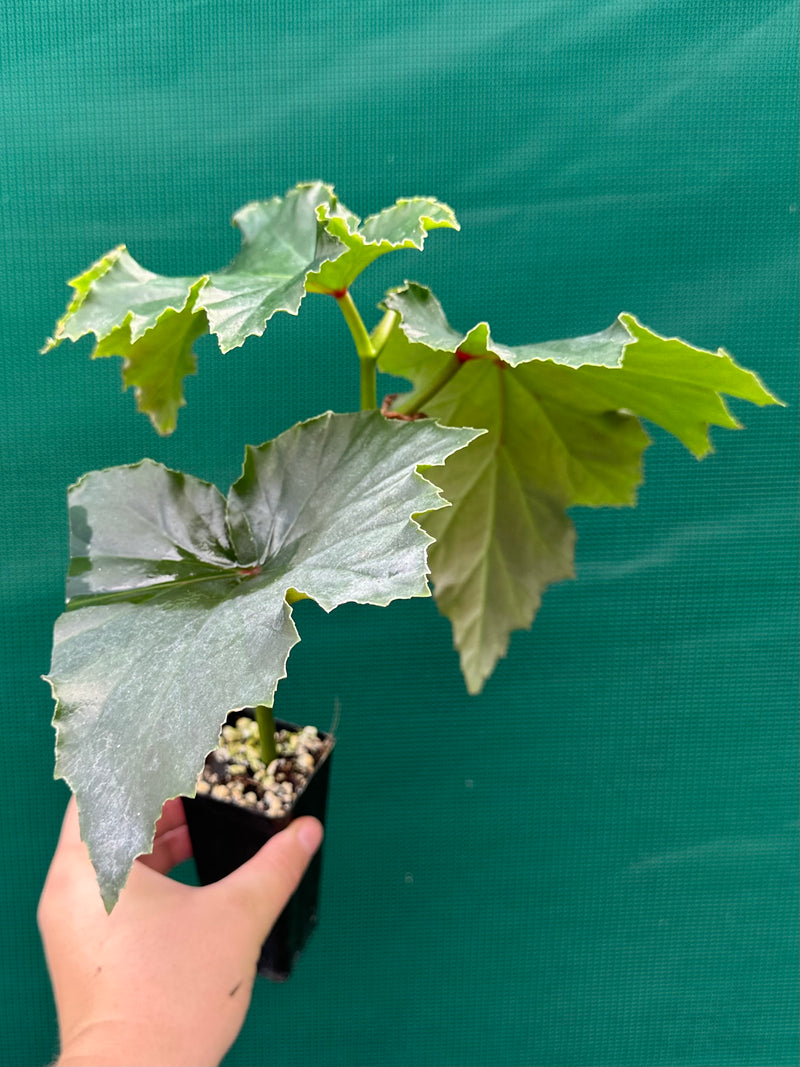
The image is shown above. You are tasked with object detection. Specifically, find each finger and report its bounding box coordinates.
[137,797,193,874]
[54,795,81,851]
[46,797,94,876]
[153,796,188,839]
[137,822,193,874]
[209,817,323,937]
[39,797,105,927]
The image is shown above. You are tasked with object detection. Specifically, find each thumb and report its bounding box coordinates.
[208,817,324,939]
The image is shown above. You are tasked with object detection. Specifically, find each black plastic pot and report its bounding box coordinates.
[182,714,334,982]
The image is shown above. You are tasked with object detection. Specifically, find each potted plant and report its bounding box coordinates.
[43,181,780,977]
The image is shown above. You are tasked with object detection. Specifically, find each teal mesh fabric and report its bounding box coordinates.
[1,2,797,1064]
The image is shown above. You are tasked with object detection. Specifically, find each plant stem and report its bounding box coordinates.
[370,308,399,356]
[334,290,378,410]
[334,290,373,356]
[255,704,278,767]
[359,355,378,410]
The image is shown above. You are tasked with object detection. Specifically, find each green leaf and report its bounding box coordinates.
[198,182,345,352]
[306,197,458,294]
[93,278,208,435]
[66,459,238,604]
[417,361,582,694]
[43,183,346,430]
[45,411,480,907]
[43,245,201,348]
[43,248,206,435]
[382,281,633,369]
[379,284,781,692]
[582,314,781,458]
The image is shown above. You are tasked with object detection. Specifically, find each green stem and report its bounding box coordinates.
[370,308,399,357]
[255,704,278,766]
[334,290,378,410]
[334,290,374,357]
[359,355,378,410]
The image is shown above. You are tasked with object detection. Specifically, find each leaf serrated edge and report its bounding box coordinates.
[619,313,785,407]
[41,246,127,352]
[359,197,461,249]
[230,180,339,236]
[318,197,459,250]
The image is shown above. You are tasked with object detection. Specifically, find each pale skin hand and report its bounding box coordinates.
[38,797,323,1067]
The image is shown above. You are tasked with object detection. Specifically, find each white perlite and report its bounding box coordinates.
[195,717,330,817]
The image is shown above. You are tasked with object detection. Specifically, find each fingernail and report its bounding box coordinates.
[296,818,323,857]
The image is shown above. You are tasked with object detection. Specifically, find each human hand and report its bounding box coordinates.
[38,796,323,1067]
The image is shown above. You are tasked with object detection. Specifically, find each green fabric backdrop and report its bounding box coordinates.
[1,2,797,1064]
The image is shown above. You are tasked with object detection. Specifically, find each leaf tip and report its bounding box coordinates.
[717,347,786,408]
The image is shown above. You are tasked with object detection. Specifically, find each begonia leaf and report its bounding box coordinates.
[379,283,781,692]
[46,410,480,907]
[306,197,458,294]
[198,182,344,352]
[44,183,346,431]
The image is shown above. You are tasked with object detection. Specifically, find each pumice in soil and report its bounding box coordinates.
[195,717,332,818]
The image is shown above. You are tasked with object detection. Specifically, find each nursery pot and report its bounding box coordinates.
[182,714,334,982]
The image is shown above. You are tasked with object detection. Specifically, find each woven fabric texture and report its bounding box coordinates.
[1,2,797,1064]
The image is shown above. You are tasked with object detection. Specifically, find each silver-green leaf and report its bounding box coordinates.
[306,197,459,294]
[46,411,481,908]
[43,183,347,431]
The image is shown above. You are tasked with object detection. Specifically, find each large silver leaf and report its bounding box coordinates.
[46,411,480,907]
